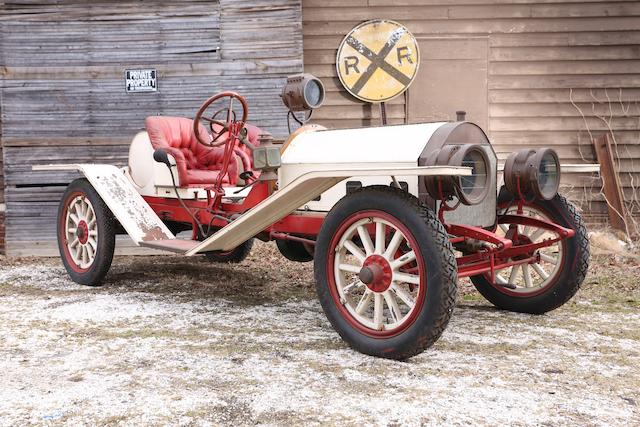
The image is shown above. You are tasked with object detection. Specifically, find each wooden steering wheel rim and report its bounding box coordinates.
[193,91,249,147]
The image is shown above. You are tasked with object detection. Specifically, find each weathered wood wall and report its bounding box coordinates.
[0,0,302,255]
[303,0,640,223]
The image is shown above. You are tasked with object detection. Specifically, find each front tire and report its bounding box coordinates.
[57,178,116,286]
[470,191,589,314]
[314,186,457,360]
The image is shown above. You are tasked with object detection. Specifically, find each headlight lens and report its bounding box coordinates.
[504,148,560,200]
[424,144,490,206]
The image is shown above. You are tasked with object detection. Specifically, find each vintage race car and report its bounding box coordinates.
[37,75,590,360]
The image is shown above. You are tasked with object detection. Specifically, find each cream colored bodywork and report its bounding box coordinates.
[33,164,174,245]
[279,123,445,212]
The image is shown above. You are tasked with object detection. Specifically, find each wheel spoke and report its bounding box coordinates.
[338,263,361,274]
[69,238,79,249]
[68,227,77,234]
[494,274,508,285]
[88,219,96,228]
[343,240,366,263]
[390,283,415,308]
[86,207,94,223]
[522,264,533,288]
[529,228,546,242]
[508,265,521,284]
[355,290,372,315]
[540,253,558,265]
[357,225,374,255]
[374,222,385,254]
[373,293,384,328]
[383,291,401,323]
[394,272,420,285]
[532,263,549,280]
[342,280,364,294]
[79,200,87,218]
[69,213,80,225]
[390,250,416,269]
[86,243,95,260]
[383,230,404,259]
[88,237,98,250]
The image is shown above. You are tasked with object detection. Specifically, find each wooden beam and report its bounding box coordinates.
[592,133,629,233]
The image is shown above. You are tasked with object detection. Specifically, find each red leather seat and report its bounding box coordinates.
[145,116,238,187]
[145,116,265,187]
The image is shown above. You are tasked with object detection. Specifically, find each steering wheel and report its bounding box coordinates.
[193,92,249,147]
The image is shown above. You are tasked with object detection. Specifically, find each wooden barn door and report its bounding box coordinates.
[407,37,489,132]
[0,1,303,256]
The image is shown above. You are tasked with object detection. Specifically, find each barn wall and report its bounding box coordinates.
[302,0,640,223]
[0,0,302,256]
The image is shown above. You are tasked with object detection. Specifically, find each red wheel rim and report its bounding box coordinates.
[326,210,427,338]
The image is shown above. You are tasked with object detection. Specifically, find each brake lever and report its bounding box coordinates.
[236,127,256,151]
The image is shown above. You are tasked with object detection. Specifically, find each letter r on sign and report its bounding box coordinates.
[344,56,360,75]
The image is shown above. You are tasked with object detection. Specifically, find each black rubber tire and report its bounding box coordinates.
[276,239,314,262]
[204,238,254,263]
[57,178,116,286]
[314,185,458,360]
[470,191,590,314]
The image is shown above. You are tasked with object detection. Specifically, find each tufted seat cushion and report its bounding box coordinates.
[144,116,239,187]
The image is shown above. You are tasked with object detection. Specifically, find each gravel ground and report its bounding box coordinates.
[0,241,639,426]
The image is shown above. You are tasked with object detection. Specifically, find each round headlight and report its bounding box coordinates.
[281,73,325,112]
[504,148,560,200]
[424,144,491,206]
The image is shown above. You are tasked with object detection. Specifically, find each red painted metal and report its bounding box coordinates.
[445,212,574,281]
[458,255,538,278]
[446,223,513,250]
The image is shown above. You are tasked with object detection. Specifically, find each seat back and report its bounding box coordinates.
[144,116,238,186]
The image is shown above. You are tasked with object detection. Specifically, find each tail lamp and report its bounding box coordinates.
[424,144,490,206]
[503,148,560,201]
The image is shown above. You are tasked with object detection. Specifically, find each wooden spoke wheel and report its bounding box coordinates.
[471,190,589,314]
[314,186,457,360]
[57,179,116,286]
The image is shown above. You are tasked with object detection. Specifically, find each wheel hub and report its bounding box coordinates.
[359,255,392,293]
[77,220,89,245]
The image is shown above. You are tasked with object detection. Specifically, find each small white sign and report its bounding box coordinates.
[125,69,157,93]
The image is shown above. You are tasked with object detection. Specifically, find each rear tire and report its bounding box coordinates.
[470,191,589,314]
[314,186,457,360]
[204,238,253,263]
[57,178,116,286]
[276,239,314,262]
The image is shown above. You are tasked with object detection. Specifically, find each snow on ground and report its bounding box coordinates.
[0,244,638,426]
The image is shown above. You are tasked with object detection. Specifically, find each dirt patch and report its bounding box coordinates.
[0,242,638,425]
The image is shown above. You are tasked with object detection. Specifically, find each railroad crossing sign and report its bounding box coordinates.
[336,20,420,103]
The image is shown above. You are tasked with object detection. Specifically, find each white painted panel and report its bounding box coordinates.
[281,122,447,165]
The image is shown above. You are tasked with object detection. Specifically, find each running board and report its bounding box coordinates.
[33,164,174,245]
[186,165,471,255]
[139,239,199,254]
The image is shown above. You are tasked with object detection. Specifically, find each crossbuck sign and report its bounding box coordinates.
[336,20,420,103]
